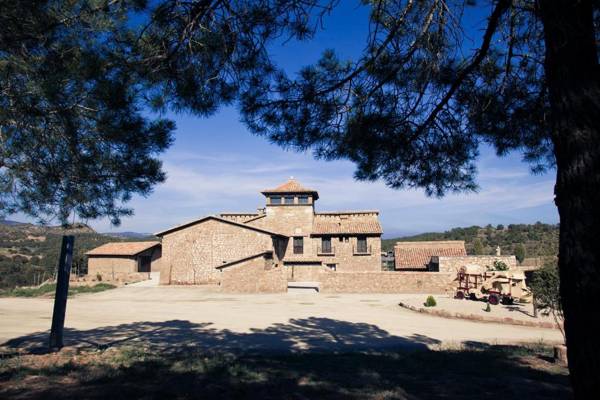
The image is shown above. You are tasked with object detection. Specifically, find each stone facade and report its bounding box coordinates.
[159,218,277,285]
[218,253,287,293]
[88,256,137,279]
[433,255,517,274]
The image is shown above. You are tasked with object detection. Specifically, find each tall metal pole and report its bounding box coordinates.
[49,235,74,351]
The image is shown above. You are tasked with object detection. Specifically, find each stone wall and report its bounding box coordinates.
[319,271,454,294]
[252,204,315,237]
[285,263,331,281]
[160,219,273,285]
[219,255,287,293]
[88,256,138,280]
[434,255,517,274]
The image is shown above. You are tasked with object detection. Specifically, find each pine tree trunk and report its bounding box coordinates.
[539,0,600,396]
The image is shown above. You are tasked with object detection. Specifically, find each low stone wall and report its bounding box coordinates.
[319,271,454,294]
[434,255,517,274]
[398,301,560,330]
[77,272,150,284]
[219,256,287,293]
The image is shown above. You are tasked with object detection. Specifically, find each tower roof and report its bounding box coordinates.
[261,178,319,200]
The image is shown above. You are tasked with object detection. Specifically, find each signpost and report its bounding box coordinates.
[49,235,75,350]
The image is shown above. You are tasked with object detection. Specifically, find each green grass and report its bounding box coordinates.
[0,283,116,297]
[0,344,571,399]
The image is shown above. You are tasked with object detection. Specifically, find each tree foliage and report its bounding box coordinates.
[0,0,177,225]
[0,0,335,225]
[240,0,562,195]
[530,259,564,340]
[514,243,526,263]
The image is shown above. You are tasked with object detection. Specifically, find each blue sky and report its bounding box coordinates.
[14,1,560,237]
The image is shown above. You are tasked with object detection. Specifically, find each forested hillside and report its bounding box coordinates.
[0,221,155,289]
[382,223,559,260]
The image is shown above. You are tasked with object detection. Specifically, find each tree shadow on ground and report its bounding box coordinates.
[2,317,440,354]
[0,318,572,400]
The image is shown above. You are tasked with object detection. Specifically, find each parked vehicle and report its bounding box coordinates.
[455,264,532,305]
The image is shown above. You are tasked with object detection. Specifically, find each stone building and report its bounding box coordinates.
[155,178,383,285]
[394,241,467,270]
[86,241,161,280]
[393,240,517,273]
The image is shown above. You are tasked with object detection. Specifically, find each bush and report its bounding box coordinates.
[514,244,526,264]
[530,260,564,341]
[493,260,509,271]
[424,296,437,307]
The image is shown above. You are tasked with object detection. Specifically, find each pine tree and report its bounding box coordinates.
[514,243,526,264]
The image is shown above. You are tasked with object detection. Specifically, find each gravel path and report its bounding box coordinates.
[0,286,562,353]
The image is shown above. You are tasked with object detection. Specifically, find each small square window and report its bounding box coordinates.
[284,195,294,204]
[271,196,281,205]
[299,195,309,204]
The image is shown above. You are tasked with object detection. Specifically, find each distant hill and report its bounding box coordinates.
[103,231,155,239]
[382,223,559,258]
[0,222,158,289]
[0,219,27,226]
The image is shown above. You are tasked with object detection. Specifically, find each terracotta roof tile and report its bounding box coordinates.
[394,241,466,269]
[313,219,383,235]
[86,241,160,256]
[261,178,319,199]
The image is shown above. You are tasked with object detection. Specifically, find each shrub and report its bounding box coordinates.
[530,260,564,341]
[424,296,437,307]
[493,260,509,271]
[514,244,526,264]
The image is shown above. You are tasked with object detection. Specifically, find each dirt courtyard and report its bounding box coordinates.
[0,286,562,353]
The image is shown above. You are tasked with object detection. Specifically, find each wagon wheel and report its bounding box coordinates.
[488,294,500,306]
[502,296,514,305]
[455,291,465,300]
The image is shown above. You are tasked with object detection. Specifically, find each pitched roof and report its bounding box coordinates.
[261,178,319,199]
[312,219,383,235]
[394,241,467,269]
[154,215,287,238]
[86,241,160,256]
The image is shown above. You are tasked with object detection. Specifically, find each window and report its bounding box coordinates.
[284,195,294,204]
[357,236,368,253]
[326,263,337,271]
[299,195,309,204]
[293,237,304,254]
[271,196,281,205]
[321,237,332,254]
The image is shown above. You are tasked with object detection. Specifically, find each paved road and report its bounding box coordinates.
[0,286,562,353]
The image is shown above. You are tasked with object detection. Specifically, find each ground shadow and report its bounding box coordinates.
[0,318,572,399]
[2,317,438,354]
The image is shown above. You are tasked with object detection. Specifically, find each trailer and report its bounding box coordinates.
[455,265,532,305]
